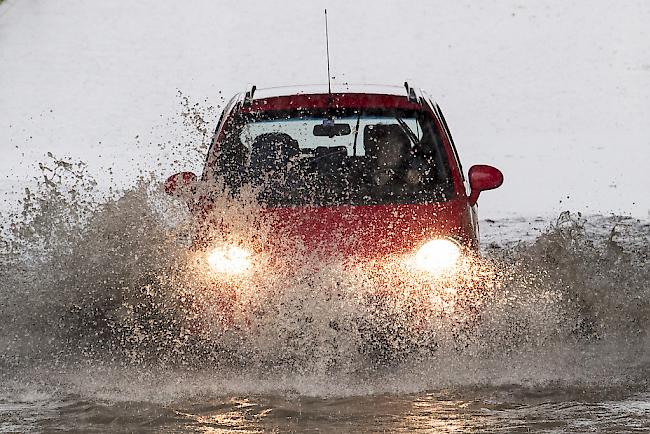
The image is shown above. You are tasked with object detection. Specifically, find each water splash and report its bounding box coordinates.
[1,157,649,400]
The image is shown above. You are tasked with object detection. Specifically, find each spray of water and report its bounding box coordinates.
[1,152,648,402]
[2,92,649,399]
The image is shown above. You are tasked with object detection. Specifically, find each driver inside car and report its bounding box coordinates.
[364,124,428,188]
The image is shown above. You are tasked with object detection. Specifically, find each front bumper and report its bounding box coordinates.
[182,242,496,332]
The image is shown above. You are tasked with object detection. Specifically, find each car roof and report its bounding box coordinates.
[231,83,437,113]
[251,84,410,100]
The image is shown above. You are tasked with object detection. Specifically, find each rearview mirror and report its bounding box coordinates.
[313,121,351,137]
[468,165,503,205]
[164,171,197,198]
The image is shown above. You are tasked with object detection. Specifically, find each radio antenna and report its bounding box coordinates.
[324,9,332,97]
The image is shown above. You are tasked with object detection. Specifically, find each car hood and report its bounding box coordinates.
[262,199,474,259]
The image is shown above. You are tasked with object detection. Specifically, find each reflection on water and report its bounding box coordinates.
[3,391,644,432]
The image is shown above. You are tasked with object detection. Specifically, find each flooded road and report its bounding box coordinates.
[0,178,648,431]
[3,387,650,432]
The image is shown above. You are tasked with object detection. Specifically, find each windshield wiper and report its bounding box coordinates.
[352,111,362,156]
[395,116,419,146]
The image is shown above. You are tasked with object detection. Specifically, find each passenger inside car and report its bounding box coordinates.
[364,123,431,190]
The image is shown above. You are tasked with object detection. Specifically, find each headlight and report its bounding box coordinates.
[412,238,461,273]
[206,245,251,274]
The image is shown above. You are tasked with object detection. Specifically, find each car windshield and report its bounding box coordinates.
[214,106,454,206]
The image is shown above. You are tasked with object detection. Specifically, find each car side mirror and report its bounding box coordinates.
[164,171,197,198]
[468,165,503,205]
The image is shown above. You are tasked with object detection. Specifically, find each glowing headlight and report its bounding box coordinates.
[206,245,251,274]
[412,238,461,273]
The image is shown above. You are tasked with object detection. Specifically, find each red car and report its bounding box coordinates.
[166,83,502,282]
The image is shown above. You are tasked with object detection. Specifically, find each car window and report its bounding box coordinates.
[240,116,420,157]
[215,107,454,207]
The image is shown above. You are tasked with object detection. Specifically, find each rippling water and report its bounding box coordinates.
[1,165,649,432]
[4,388,650,432]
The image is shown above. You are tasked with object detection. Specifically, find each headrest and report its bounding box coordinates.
[249,133,300,182]
[250,132,299,168]
[251,132,299,154]
[314,146,347,159]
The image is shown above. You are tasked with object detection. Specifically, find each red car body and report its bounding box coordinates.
[166,84,503,263]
